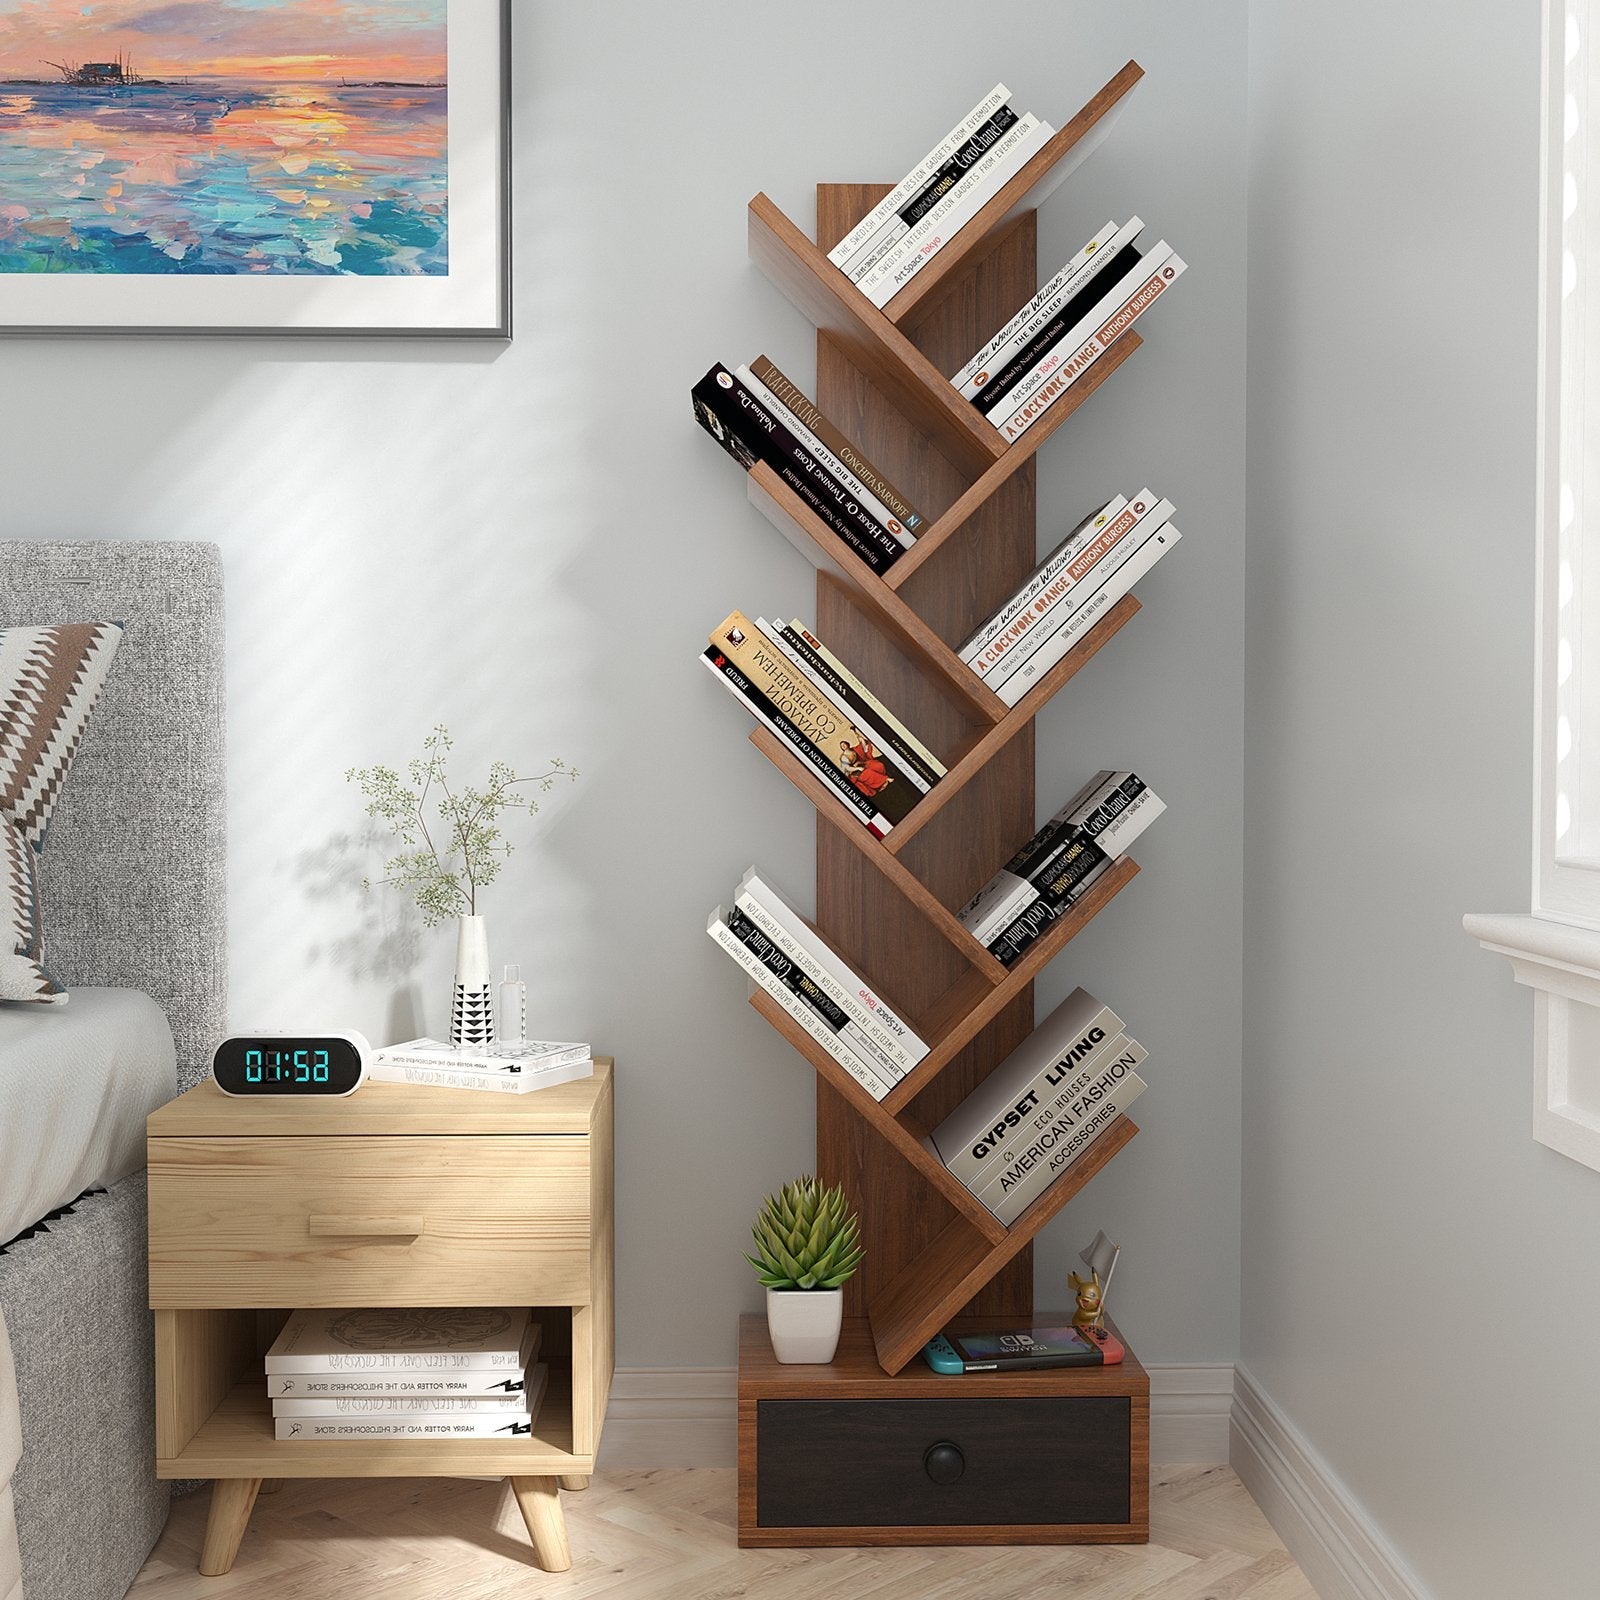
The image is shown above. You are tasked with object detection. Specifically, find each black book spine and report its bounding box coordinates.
[726,907,854,1035]
[692,366,906,569]
[898,107,1021,227]
[777,624,943,790]
[702,647,887,835]
[990,837,1113,966]
[970,244,1146,413]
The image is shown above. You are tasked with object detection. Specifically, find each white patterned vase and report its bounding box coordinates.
[449,914,494,1048]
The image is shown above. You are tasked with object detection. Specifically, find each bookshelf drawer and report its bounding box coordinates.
[754,1395,1132,1529]
[148,1135,592,1309]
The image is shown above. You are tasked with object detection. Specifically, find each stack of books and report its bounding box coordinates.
[959,772,1163,966]
[960,491,1181,707]
[827,84,1058,308]
[924,988,1146,1226]
[706,868,928,1102]
[371,1037,593,1096]
[952,218,1187,442]
[265,1307,547,1440]
[701,610,943,841]
[692,359,925,574]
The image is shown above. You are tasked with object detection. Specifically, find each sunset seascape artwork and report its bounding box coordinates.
[0,0,449,276]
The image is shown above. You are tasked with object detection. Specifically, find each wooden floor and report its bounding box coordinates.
[129,1466,1320,1598]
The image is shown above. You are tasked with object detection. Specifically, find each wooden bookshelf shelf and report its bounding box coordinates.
[712,59,1169,1546]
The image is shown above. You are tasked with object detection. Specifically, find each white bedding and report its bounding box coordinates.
[0,988,176,1246]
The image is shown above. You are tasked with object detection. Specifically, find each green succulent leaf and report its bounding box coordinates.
[744,1176,864,1290]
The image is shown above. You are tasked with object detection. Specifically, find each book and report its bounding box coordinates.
[265,1361,538,1400]
[272,1366,548,1439]
[958,772,1163,945]
[985,498,1174,694]
[858,115,1056,308]
[975,1055,1148,1226]
[265,1308,536,1375]
[952,219,1121,396]
[367,1058,594,1096]
[777,621,945,785]
[926,988,1123,1187]
[995,519,1182,707]
[970,496,1164,683]
[967,231,1147,412]
[735,868,928,1070]
[724,904,907,1086]
[750,358,926,532]
[706,910,896,1100]
[827,84,1010,272]
[273,1391,533,1416]
[844,106,1023,279]
[373,1037,590,1074]
[763,620,931,797]
[737,367,918,548]
[706,612,923,834]
[991,248,1189,441]
[701,647,889,836]
[691,364,906,570]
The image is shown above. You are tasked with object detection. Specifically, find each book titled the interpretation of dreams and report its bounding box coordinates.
[265,1308,537,1375]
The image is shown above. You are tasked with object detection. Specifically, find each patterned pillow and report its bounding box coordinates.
[0,622,123,852]
[1,810,64,1003]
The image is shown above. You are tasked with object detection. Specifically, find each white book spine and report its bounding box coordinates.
[707,915,896,1099]
[979,1063,1148,1226]
[859,116,1053,308]
[373,1043,588,1072]
[366,1060,593,1095]
[985,242,1176,423]
[734,881,925,1070]
[273,1394,532,1416]
[827,84,1010,268]
[992,251,1189,440]
[997,523,1182,707]
[958,497,1129,662]
[792,626,946,777]
[274,1414,535,1439]
[983,499,1173,690]
[944,1025,1132,1190]
[736,371,915,547]
[762,625,931,798]
[953,218,1132,396]
[266,1373,530,1399]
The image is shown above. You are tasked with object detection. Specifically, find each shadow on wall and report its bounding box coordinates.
[295,824,425,1040]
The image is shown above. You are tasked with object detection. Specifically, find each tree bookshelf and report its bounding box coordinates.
[724,62,1159,1545]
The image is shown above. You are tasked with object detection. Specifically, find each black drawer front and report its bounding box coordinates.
[756,1396,1131,1528]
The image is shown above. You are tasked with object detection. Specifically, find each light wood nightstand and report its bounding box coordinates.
[145,1061,614,1576]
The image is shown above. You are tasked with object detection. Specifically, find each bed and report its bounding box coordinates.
[0,541,226,1600]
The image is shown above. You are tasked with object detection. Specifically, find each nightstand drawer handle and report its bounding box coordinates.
[307,1215,425,1238]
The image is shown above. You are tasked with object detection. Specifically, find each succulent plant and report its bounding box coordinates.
[745,1176,864,1291]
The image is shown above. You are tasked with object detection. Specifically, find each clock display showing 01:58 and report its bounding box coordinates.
[211,1033,370,1097]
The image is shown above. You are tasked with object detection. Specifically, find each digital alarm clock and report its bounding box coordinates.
[212,1032,371,1097]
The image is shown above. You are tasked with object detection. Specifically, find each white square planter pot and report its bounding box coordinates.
[765,1287,843,1363]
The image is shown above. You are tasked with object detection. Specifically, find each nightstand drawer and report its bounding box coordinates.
[754,1396,1132,1529]
[148,1135,591,1309]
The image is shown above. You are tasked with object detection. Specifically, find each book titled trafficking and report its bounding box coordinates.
[272,1366,549,1440]
[265,1308,537,1375]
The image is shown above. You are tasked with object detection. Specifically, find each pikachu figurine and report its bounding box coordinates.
[1069,1268,1103,1328]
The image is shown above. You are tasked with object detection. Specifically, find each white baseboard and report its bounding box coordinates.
[1230,1366,1431,1600]
[597,1362,1234,1470]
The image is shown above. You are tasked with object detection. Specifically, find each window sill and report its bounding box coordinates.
[1464,912,1600,1173]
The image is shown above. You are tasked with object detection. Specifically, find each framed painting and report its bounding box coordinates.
[0,0,509,337]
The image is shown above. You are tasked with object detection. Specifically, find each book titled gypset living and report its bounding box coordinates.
[369,1037,594,1096]
[706,868,928,1103]
[925,987,1148,1224]
[702,610,936,841]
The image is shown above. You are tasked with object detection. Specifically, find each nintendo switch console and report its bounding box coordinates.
[923,1321,1125,1374]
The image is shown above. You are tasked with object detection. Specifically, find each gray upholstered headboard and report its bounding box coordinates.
[0,541,226,1092]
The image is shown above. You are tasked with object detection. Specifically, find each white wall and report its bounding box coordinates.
[0,3,1246,1370]
[1245,4,1600,1595]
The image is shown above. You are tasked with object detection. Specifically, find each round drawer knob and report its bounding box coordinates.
[923,1441,965,1485]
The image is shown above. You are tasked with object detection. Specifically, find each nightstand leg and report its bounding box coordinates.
[558,1475,589,1492]
[258,1479,285,1494]
[510,1475,571,1571]
[199,1478,262,1576]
